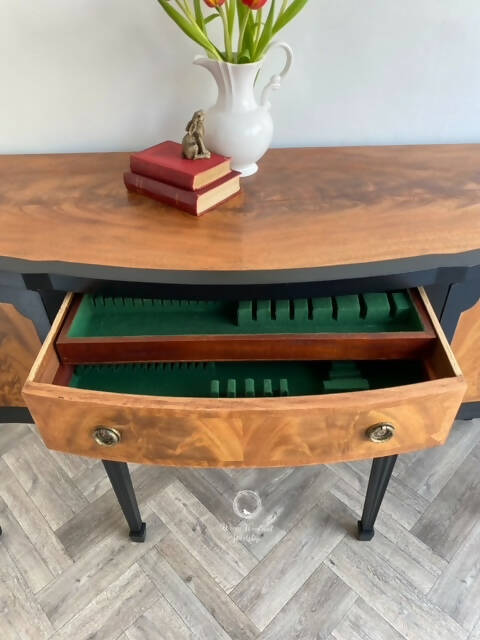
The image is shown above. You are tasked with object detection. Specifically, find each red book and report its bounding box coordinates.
[124,170,241,216]
[130,141,231,191]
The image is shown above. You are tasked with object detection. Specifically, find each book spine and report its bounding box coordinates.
[130,157,195,191]
[124,172,200,215]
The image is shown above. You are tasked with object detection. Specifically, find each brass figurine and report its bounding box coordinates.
[182,110,211,160]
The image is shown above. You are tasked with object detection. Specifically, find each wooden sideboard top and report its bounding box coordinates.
[0,145,479,281]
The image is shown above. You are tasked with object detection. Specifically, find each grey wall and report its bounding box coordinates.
[1,0,479,153]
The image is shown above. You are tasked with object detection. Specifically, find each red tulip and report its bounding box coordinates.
[203,0,226,7]
[241,0,269,8]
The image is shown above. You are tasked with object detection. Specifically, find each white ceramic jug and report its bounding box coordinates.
[194,42,293,177]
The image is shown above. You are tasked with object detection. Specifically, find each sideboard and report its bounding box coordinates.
[0,144,479,542]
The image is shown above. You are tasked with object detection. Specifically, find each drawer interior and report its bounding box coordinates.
[68,290,423,337]
[66,360,427,398]
[56,289,436,364]
[23,289,466,469]
[43,287,455,400]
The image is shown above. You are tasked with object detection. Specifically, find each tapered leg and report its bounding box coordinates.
[102,460,146,542]
[357,455,397,541]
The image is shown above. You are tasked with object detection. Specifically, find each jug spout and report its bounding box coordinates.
[193,55,218,74]
[193,55,227,102]
[194,56,260,112]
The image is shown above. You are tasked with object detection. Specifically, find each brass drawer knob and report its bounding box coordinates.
[366,423,396,443]
[93,427,121,447]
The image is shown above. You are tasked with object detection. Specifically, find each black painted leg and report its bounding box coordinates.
[102,461,146,542]
[357,455,397,541]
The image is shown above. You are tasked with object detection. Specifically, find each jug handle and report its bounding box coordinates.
[260,41,294,110]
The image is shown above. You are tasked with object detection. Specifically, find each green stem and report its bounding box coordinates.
[218,5,233,62]
[156,0,223,59]
[182,1,198,26]
[176,0,217,53]
[174,0,200,29]
[252,8,263,58]
[227,0,236,44]
[237,10,250,62]
[193,0,206,32]
[280,0,289,15]
[173,0,186,12]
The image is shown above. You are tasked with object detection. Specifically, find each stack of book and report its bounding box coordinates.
[124,141,241,216]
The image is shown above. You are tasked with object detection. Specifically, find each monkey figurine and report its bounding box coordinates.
[182,110,211,160]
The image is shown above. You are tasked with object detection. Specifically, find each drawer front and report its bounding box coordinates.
[22,291,467,468]
[24,379,464,467]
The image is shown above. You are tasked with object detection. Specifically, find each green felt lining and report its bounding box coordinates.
[68,291,423,338]
[69,360,426,398]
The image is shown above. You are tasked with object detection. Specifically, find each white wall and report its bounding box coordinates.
[1,0,480,154]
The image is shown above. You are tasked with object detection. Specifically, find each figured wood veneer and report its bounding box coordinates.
[452,299,480,402]
[21,379,466,468]
[22,290,467,467]
[1,145,480,275]
[0,303,41,406]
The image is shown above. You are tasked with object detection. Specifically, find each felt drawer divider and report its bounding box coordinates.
[55,289,437,365]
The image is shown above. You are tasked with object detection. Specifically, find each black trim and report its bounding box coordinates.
[1,248,479,288]
[0,284,51,341]
[440,281,480,342]
[0,407,33,423]
[457,402,480,421]
[424,284,450,319]
[20,263,480,301]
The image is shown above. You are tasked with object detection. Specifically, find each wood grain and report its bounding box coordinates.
[139,546,236,640]
[148,481,257,594]
[230,506,347,630]
[36,510,166,631]
[22,290,467,467]
[1,145,480,274]
[260,564,357,639]
[412,445,480,562]
[452,299,480,402]
[3,419,480,640]
[0,303,41,406]
[21,377,466,468]
[328,535,468,640]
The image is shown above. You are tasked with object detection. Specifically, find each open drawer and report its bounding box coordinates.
[22,289,467,468]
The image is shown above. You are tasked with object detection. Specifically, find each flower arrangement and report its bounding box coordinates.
[157,0,308,63]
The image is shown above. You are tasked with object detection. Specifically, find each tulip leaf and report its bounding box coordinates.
[236,1,255,62]
[156,0,221,58]
[254,0,276,60]
[243,12,256,59]
[236,0,248,22]
[205,14,220,24]
[238,52,251,63]
[193,0,205,31]
[227,0,236,36]
[273,0,309,34]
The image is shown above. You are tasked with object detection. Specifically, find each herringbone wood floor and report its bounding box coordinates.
[1,419,480,640]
